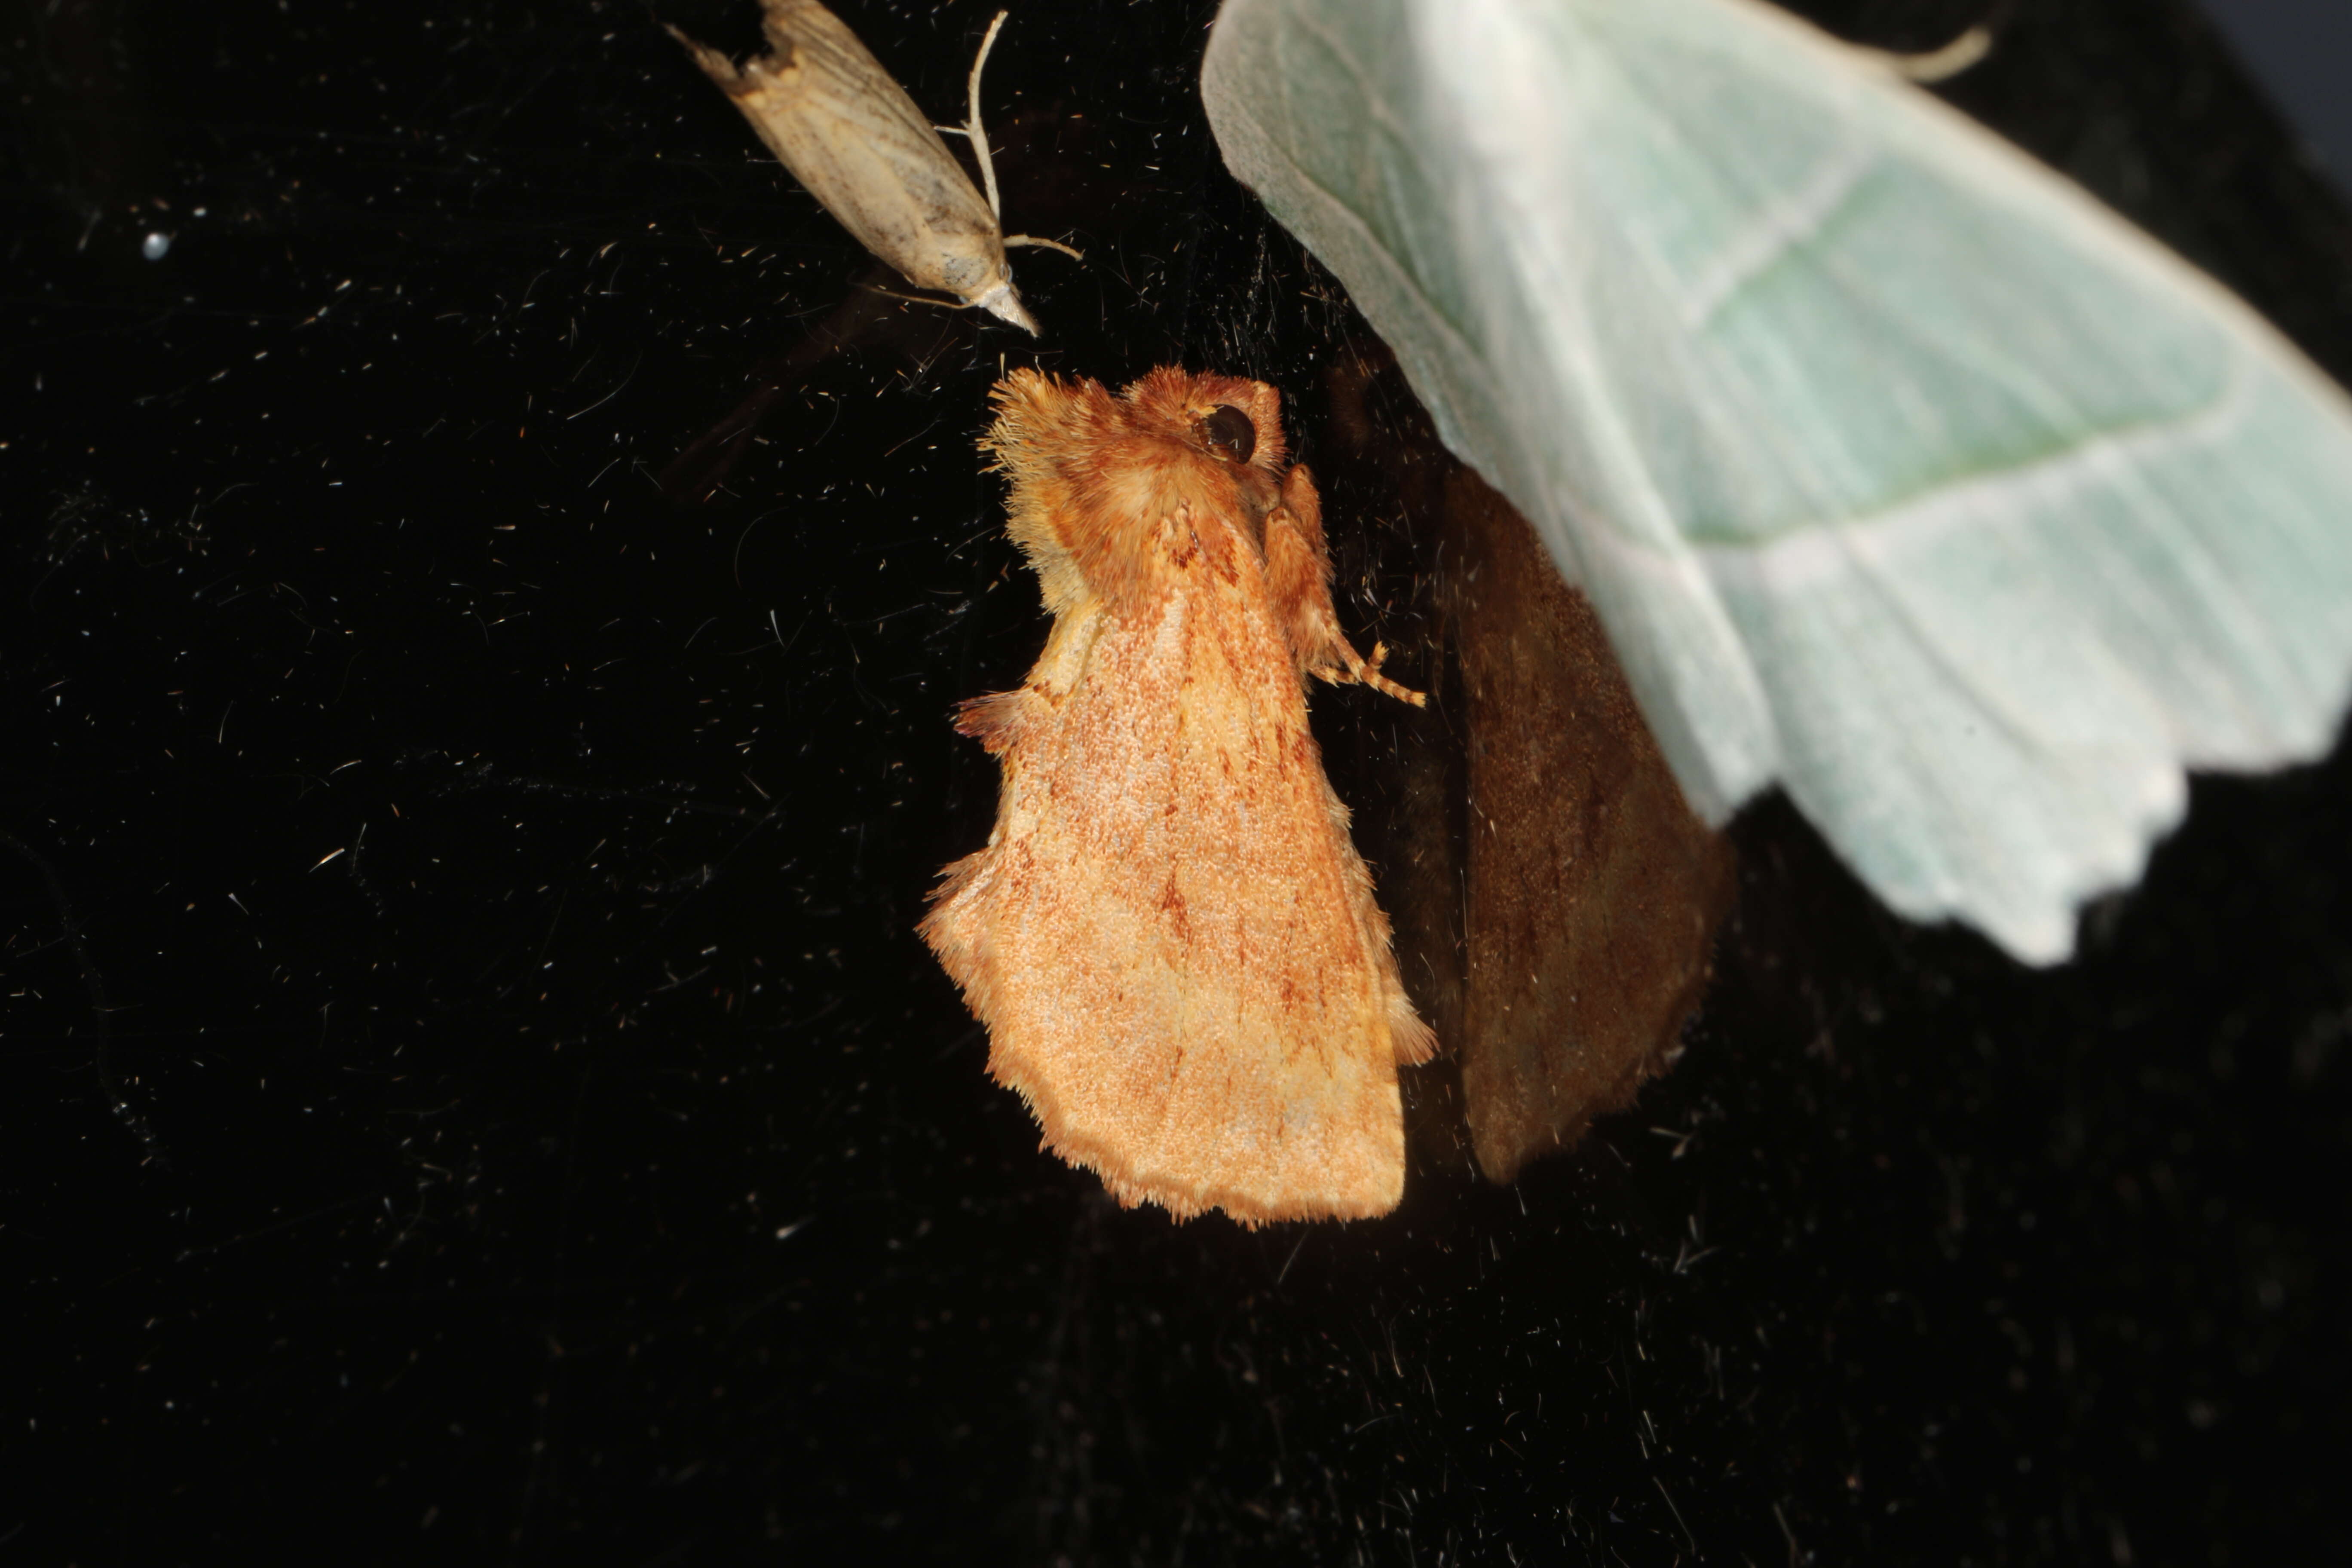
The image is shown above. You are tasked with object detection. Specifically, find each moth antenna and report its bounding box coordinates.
[963,9,1011,223]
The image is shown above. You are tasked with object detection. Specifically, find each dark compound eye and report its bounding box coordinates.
[1196,404,1257,463]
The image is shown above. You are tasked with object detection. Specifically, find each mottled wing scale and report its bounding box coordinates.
[922,368,1430,1225]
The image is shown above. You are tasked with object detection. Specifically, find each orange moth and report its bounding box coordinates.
[667,3,1078,334]
[922,368,1434,1225]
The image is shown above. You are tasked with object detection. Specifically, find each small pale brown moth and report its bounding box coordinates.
[922,369,1432,1227]
[668,2,1080,333]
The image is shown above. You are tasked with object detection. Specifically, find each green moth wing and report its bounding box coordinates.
[1202,0,2352,962]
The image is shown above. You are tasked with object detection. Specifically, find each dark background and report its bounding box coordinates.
[6,0,2350,1561]
[2196,0,2352,190]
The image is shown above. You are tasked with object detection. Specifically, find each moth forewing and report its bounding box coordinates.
[923,368,1432,1226]
[668,0,1042,333]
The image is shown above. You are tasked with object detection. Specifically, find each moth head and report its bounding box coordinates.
[1124,369,1287,472]
[1194,404,1258,464]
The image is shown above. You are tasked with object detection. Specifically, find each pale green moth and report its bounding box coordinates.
[1201,0,2352,964]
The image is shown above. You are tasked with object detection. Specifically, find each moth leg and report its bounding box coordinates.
[1003,234,1085,262]
[1263,463,1425,707]
[858,281,978,312]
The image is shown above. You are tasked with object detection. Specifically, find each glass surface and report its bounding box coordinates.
[5,0,2349,1559]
